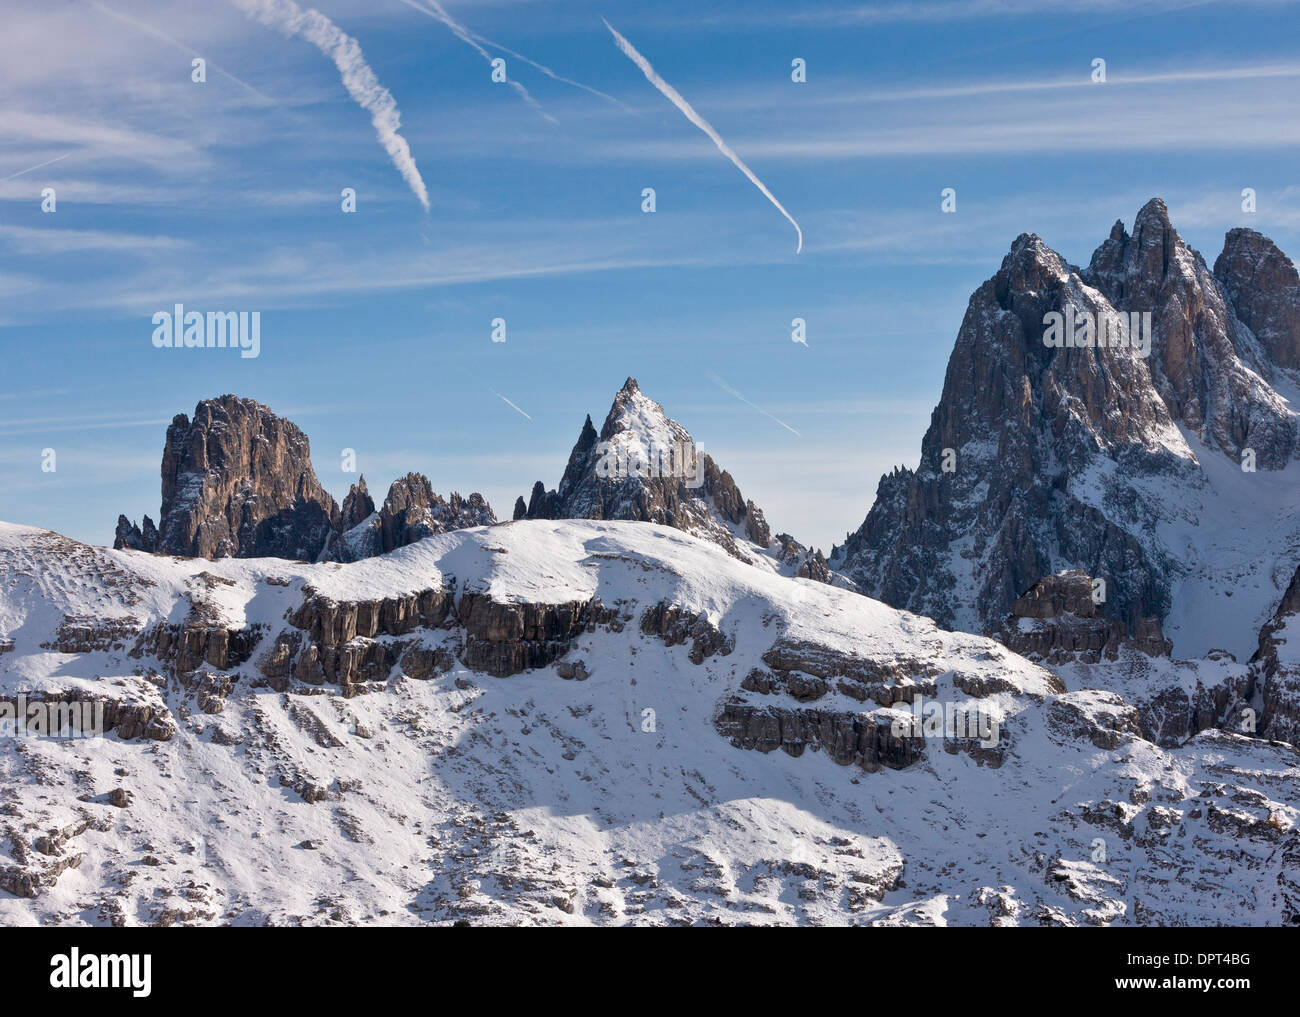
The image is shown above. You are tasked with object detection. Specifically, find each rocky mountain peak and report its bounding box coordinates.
[515,380,838,584]
[1083,200,1295,466]
[116,397,494,563]
[836,199,1300,652]
[337,475,375,534]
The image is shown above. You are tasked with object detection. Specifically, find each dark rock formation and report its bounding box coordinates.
[114,397,495,563]
[114,395,338,560]
[999,570,1170,663]
[1250,560,1300,743]
[1085,199,1294,467]
[715,699,923,771]
[267,583,625,686]
[1045,691,1145,751]
[639,602,734,664]
[1214,228,1300,373]
[324,473,495,562]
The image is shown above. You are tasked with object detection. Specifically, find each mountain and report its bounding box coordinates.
[113,395,494,563]
[516,378,842,586]
[3,518,1298,925]
[833,200,1300,663]
[323,473,495,563]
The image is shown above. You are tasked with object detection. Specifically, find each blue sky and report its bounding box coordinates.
[3,0,1300,553]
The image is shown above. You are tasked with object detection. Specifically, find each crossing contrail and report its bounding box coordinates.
[399,0,556,124]
[604,18,803,254]
[462,29,634,112]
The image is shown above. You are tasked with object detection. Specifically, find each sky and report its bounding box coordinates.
[3,0,1300,554]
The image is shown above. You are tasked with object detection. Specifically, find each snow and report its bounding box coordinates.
[1,519,1297,926]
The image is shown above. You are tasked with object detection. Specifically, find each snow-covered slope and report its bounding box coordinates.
[1,520,1297,925]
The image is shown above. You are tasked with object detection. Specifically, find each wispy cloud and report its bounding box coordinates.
[670,0,1289,27]
[603,18,804,254]
[604,68,1300,163]
[232,0,430,210]
[0,224,189,255]
[88,0,276,104]
[398,0,556,124]
[0,111,202,171]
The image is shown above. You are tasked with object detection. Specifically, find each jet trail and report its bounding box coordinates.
[708,372,800,436]
[233,0,430,210]
[399,0,556,124]
[0,153,71,183]
[491,390,532,421]
[604,19,803,254]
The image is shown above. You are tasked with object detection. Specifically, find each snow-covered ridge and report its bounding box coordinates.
[2,518,1299,925]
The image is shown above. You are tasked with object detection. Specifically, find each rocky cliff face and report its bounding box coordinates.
[1214,227,1300,375]
[516,378,838,585]
[115,397,494,563]
[1250,560,1300,744]
[834,200,1300,658]
[999,570,1170,664]
[114,395,338,561]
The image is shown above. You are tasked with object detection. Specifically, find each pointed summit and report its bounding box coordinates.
[1134,196,1172,229]
[515,380,844,585]
[1084,198,1295,466]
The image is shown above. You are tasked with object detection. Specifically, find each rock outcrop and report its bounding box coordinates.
[1084,199,1295,468]
[114,397,494,563]
[999,570,1170,664]
[114,395,338,560]
[1250,560,1300,744]
[324,473,495,562]
[1214,227,1300,374]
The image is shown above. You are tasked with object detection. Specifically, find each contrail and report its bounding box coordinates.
[463,29,634,112]
[0,153,71,183]
[88,0,276,104]
[604,19,803,254]
[490,390,532,421]
[398,0,557,124]
[233,0,430,210]
[708,372,800,436]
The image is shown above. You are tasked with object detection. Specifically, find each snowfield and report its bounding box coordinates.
[1,519,1297,926]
